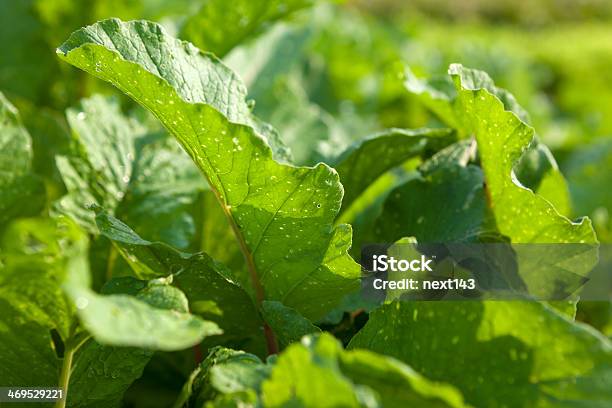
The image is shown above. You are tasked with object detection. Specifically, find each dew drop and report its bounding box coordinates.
[76,297,89,310]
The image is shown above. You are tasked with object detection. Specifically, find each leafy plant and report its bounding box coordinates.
[1,3,611,408]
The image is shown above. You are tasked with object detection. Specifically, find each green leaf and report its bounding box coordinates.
[261,336,363,407]
[124,278,190,313]
[350,301,612,407]
[185,347,270,407]
[448,65,598,282]
[193,189,245,272]
[55,95,204,248]
[68,341,153,408]
[93,207,192,280]
[67,281,221,351]
[406,66,572,217]
[513,141,571,216]
[447,64,531,124]
[181,0,314,58]
[406,65,529,129]
[120,130,204,249]
[418,139,476,176]
[55,95,138,230]
[61,20,290,162]
[395,66,598,296]
[404,67,460,130]
[64,251,221,352]
[0,92,45,229]
[0,216,88,340]
[57,18,360,320]
[334,127,454,213]
[0,217,84,395]
[261,300,321,348]
[338,347,467,408]
[0,299,59,388]
[205,351,268,396]
[94,209,263,350]
[375,164,489,243]
[262,333,467,407]
[67,276,203,407]
[179,334,466,407]
[402,66,597,296]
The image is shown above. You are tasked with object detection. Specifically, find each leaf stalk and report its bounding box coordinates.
[55,344,74,408]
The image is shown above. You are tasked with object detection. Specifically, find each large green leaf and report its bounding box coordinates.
[333,127,454,213]
[57,18,360,320]
[60,19,290,163]
[405,66,572,218]
[449,65,572,243]
[405,65,530,127]
[181,0,314,58]
[448,66,598,287]
[385,67,597,298]
[0,92,45,228]
[350,301,612,407]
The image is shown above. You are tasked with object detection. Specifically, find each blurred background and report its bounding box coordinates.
[1,0,610,241]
